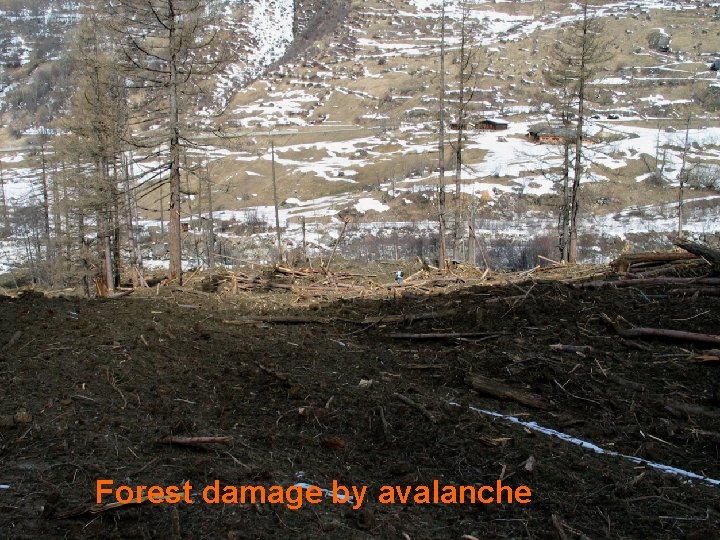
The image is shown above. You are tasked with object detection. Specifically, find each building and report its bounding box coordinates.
[527,124,595,145]
[476,118,509,131]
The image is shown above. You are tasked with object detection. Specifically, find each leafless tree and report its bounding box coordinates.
[546,2,609,263]
[107,0,231,284]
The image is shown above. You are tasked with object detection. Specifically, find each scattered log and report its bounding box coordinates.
[157,436,233,446]
[577,277,720,289]
[177,287,214,297]
[691,349,720,364]
[404,269,426,282]
[275,266,312,277]
[466,374,549,410]
[674,238,720,265]
[224,316,331,325]
[538,255,563,267]
[391,332,501,340]
[611,325,720,346]
[611,251,698,273]
[665,401,720,419]
[360,312,453,325]
[393,392,437,423]
[109,289,134,299]
[551,513,571,540]
[256,362,290,384]
[550,344,594,354]
[485,294,526,305]
[668,288,720,297]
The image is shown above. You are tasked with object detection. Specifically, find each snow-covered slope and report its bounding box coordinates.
[215,0,295,105]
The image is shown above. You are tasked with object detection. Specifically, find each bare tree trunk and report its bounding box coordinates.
[205,161,215,270]
[168,1,183,284]
[559,136,571,262]
[437,0,448,271]
[678,115,691,236]
[568,5,590,264]
[123,153,143,287]
[467,205,476,266]
[99,158,114,292]
[271,140,283,263]
[39,141,52,276]
[0,160,8,234]
[111,162,121,288]
[301,216,307,262]
[61,161,71,266]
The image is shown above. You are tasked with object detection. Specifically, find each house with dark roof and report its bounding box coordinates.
[527,124,595,145]
[476,118,509,131]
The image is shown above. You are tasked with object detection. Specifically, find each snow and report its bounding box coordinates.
[0,154,25,164]
[215,0,295,105]
[355,198,390,213]
[457,402,720,487]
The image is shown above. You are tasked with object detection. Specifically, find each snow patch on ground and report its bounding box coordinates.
[355,197,389,213]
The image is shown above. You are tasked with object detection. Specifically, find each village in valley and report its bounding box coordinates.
[0,1,719,538]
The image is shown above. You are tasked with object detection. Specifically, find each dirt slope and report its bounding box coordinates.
[1,269,719,538]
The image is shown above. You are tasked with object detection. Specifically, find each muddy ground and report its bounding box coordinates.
[1,265,719,539]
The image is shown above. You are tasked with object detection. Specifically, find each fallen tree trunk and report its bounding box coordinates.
[466,374,548,410]
[223,316,331,325]
[668,288,720,297]
[611,325,720,346]
[674,238,720,263]
[576,277,720,289]
[157,436,232,446]
[391,332,501,340]
[611,251,698,272]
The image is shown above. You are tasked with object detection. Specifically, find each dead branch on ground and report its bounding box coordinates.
[393,392,437,423]
[466,374,549,410]
[157,436,233,446]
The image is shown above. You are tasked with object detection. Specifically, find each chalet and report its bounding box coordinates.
[527,125,595,145]
[476,118,509,131]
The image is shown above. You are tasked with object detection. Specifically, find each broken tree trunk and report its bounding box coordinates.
[609,322,720,346]
[610,251,698,273]
[674,238,720,272]
[157,436,232,446]
[674,238,720,275]
[577,277,720,289]
[466,374,548,409]
[391,332,501,340]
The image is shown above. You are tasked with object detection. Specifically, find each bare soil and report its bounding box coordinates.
[1,266,719,539]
